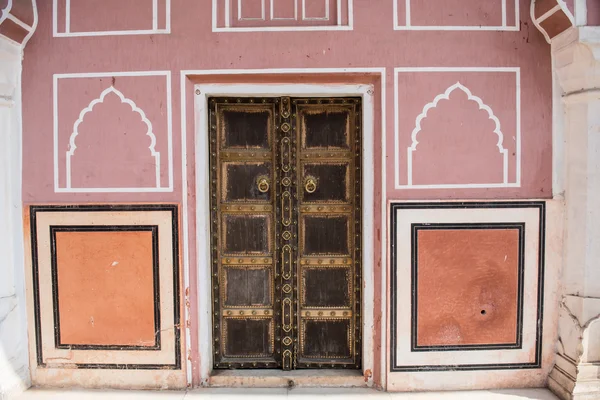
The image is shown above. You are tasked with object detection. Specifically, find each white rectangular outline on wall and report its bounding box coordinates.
[393,67,521,190]
[302,0,329,20]
[270,0,298,20]
[393,0,519,31]
[180,68,386,387]
[213,0,352,31]
[52,0,171,37]
[53,71,174,193]
[238,0,266,20]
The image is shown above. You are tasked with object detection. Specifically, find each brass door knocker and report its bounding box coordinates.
[256,176,270,193]
[304,176,317,193]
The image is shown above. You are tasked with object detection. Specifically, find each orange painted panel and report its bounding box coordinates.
[416,228,519,347]
[55,230,156,347]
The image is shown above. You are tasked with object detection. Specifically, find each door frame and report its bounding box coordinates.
[194,83,375,384]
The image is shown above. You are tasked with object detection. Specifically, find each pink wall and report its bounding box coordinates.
[589,0,600,25]
[21,0,553,386]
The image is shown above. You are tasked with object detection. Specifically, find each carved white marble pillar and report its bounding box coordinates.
[0,38,29,399]
[549,27,600,400]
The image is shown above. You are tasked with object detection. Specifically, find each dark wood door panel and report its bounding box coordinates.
[209,96,361,370]
[221,161,273,202]
[294,98,361,369]
[210,98,279,369]
[219,105,274,150]
[301,163,350,203]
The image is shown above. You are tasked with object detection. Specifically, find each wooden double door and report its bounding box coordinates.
[208,96,362,370]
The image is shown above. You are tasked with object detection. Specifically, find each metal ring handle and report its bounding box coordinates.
[257,176,270,193]
[304,176,317,194]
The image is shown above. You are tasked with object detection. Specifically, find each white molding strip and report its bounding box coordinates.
[52,0,170,37]
[213,0,352,31]
[393,0,519,31]
[394,67,521,190]
[53,71,173,193]
[179,67,386,387]
[575,0,587,26]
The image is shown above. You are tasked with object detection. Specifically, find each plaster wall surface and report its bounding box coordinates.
[17,0,556,391]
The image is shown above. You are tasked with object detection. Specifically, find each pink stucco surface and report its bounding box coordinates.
[21,0,553,386]
[395,71,519,187]
[55,75,170,189]
[588,0,600,25]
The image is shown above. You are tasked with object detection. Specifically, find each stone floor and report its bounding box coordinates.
[14,388,559,399]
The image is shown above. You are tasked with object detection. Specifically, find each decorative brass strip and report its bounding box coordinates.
[300,205,352,213]
[282,192,292,226]
[221,151,272,160]
[221,204,273,212]
[223,308,273,316]
[281,245,292,280]
[299,257,353,266]
[222,257,273,265]
[282,349,293,369]
[282,298,292,333]
[278,96,296,371]
[281,137,291,172]
[280,97,291,118]
[301,152,353,159]
[301,310,353,317]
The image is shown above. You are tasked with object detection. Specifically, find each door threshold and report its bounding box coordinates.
[208,369,369,388]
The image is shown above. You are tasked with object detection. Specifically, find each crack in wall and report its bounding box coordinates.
[557,295,600,364]
[0,303,17,325]
[560,296,600,331]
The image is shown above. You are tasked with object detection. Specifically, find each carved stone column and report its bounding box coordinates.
[0,37,29,399]
[548,27,600,400]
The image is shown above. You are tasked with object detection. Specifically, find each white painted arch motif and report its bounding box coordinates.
[394,67,521,190]
[53,71,173,193]
[407,81,509,186]
[65,86,161,190]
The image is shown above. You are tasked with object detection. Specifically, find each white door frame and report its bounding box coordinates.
[194,83,375,384]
